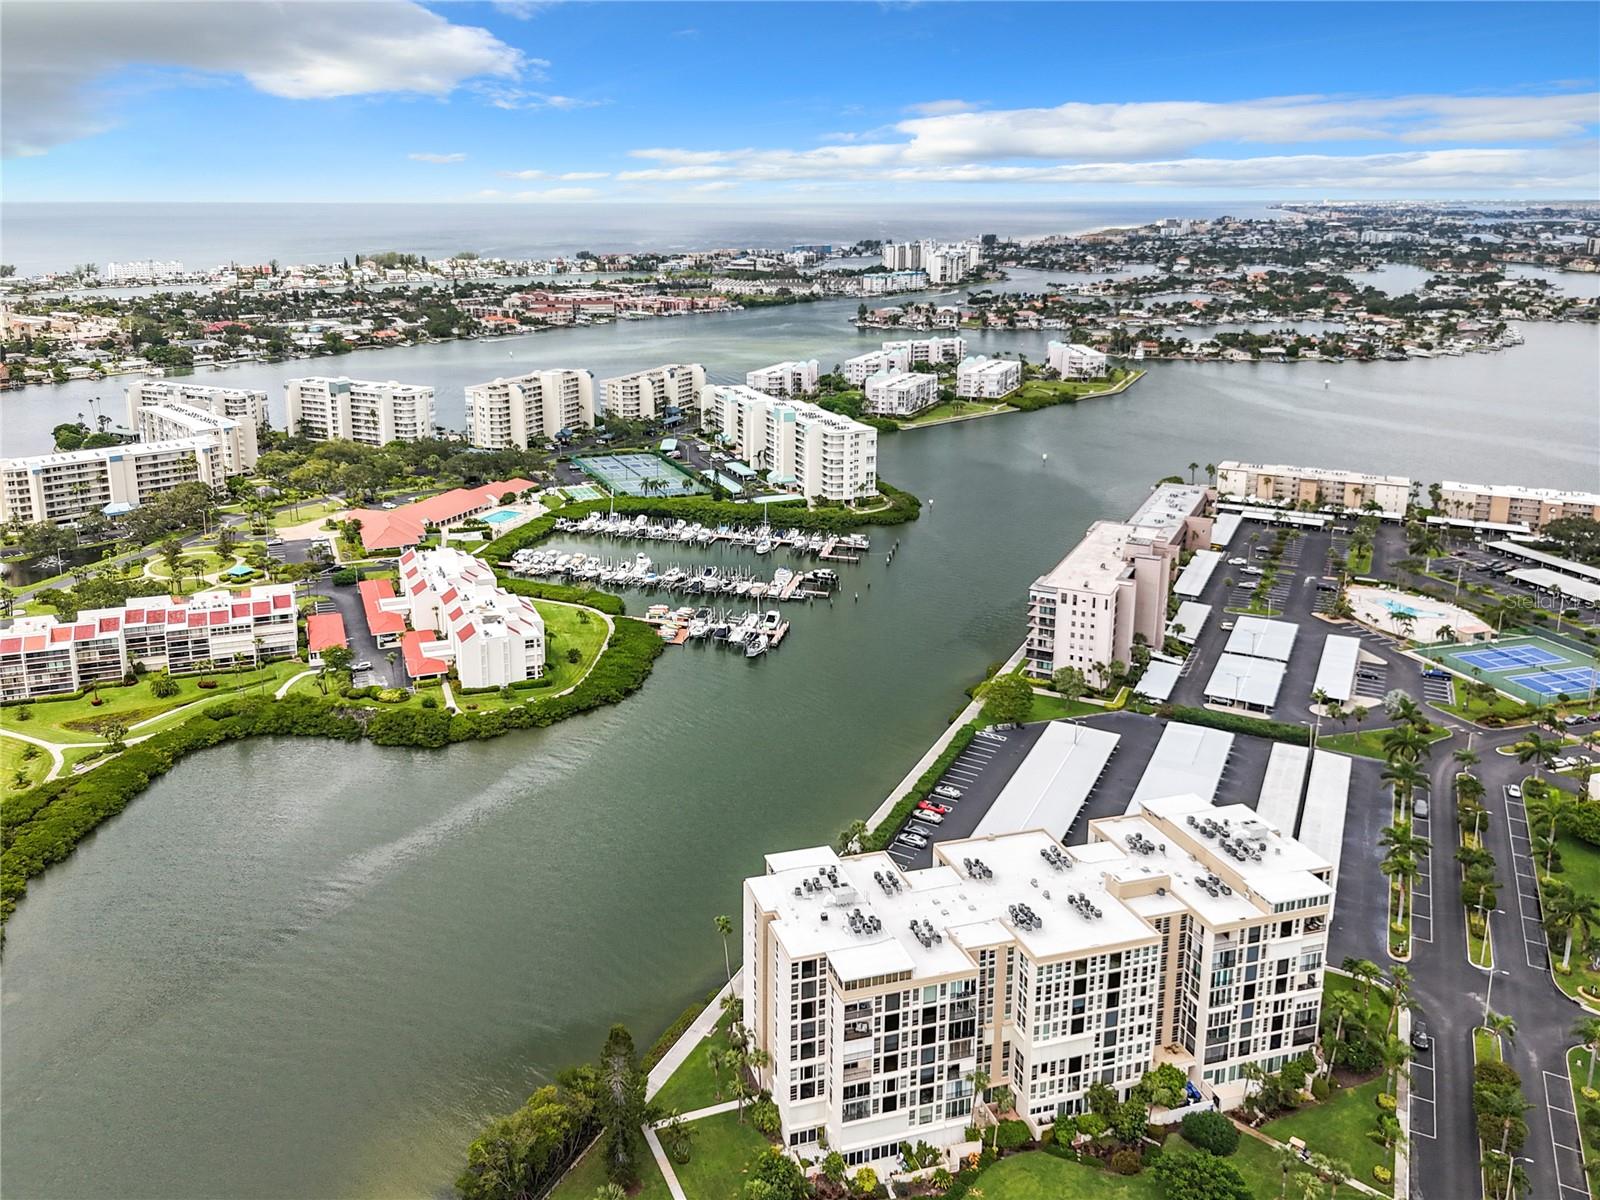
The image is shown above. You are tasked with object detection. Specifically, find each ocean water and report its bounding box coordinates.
[0,201,1278,275]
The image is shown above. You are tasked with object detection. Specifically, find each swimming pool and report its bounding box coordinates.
[482,509,521,524]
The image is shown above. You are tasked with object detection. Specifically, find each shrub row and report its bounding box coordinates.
[863,722,978,852]
[1150,704,1312,745]
[1,697,361,922]
[481,480,922,561]
[494,576,627,616]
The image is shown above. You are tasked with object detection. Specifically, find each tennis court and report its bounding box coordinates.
[573,452,705,497]
[562,484,605,501]
[1418,633,1598,704]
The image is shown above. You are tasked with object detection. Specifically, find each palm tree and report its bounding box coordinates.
[1544,884,1600,971]
[1348,958,1382,1009]
[1187,461,1200,484]
[1574,1017,1600,1088]
[1382,851,1419,926]
[1528,791,1575,870]
[1382,759,1428,822]
[965,1066,995,1147]
[1455,747,1481,771]
[1379,1035,1411,1096]
[1309,1153,1352,1200]
[1379,822,1430,865]
[1486,1010,1518,1045]
[1205,463,1217,486]
[1382,723,1433,763]
[1387,965,1413,1036]
[1321,990,1361,1078]
[1481,1086,1532,1155]
[1514,732,1563,780]
[714,914,734,983]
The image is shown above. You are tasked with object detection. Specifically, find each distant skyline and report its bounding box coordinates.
[4,1,1598,204]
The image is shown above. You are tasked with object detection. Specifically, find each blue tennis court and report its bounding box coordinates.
[1455,645,1565,671]
[1508,667,1600,697]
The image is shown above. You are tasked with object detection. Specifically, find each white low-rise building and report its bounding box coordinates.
[1,437,229,524]
[1215,461,1413,517]
[286,377,436,446]
[746,360,820,398]
[863,370,938,417]
[597,363,706,421]
[396,547,545,689]
[844,350,896,386]
[883,336,967,366]
[744,793,1331,1166]
[701,385,877,502]
[0,584,298,700]
[465,369,595,448]
[955,356,1022,399]
[1046,341,1109,380]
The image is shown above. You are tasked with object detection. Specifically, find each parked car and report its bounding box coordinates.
[918,800,952,814]
[1241,566,1263,576]
[1413,798,1429,819]
[933,785,964,800]
[1507,784,1522,799]
[351,661,373,671]
[1410,1025,1432,1052]
[1220,621,1236,631]
[1228,557,1248,566]
[897,831,928,849]
[914,811,945,826]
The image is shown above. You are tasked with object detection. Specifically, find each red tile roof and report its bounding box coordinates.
[357,578,406,636]
[401,630,449,678]
[345,479,539,552]
[307,612,348,654]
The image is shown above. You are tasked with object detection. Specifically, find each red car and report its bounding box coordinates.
[918,800,952,814]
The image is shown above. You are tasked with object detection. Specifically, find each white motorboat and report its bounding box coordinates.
[745,633,769,658]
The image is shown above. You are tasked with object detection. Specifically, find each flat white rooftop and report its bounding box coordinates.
[1169,601,1212,644]
[1256,742,1310,838]
[1126,482,1208,540]
[1034,520,1135,596]
[1135,658,1182,703]
[1205,653,1287,710]
[1174,549,1224,598]
[1510,568,1600,604]
[1128,723,1234,813]
[1211,512,1243,549]
[1296,751,1352,881]
[974,721,1120,840]
[1225,615,1299,662]
[1445,481,1600,506]
[1313,635,1363,703]
[1488,540,1600,585]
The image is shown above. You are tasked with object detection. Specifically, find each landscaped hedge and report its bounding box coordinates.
[495,576,627,615]
[1,697,361,922]
[480,480,922,561]
[1151,704,1312,746]
[863,722,978,851]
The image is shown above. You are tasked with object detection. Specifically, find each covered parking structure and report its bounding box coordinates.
[1204,653,1286,713]
[1128,722,1234,813]
[1168,601,1212,645]
[1224,615,1298,662]
[1256,742,1310,837]
[1312,634,1363,704]
[973,722,1121,841]
[1509,567,1600,607]
[1294,751,1352,885]
[1175,549,1224,598]
[1135,657,1182,703]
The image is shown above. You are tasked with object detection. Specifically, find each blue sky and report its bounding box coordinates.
[5,1,1597,202]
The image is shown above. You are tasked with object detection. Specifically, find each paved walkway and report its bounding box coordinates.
[647,972,740,1097]
[0,729,66,781]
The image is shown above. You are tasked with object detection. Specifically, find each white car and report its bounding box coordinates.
[933,784,964,800]
[914,810,945,826]
[897,831,928,848]
[1241,566,1263,576]
[1507,783,1522,799]
[351,660,373,671]
[1228,557,1248,566]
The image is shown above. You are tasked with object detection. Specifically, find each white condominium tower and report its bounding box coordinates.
[285,377,436,446]
[954,356,1022,399]
[701,385,877,502]
[125,380,270,431]
[0,438,230,524]
[132,404,257,475]
[597,363,706,421]
[863,370,938,417]
[1025,484,1212,685]
[745,360,820,398]
[1046,342,1109,380]
[743,795,1332,1167]
[465,369,595,448]
[1214,461,1413,517]
[849,338,969,384]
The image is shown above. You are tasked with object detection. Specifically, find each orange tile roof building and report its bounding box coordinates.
[345,478,538,553]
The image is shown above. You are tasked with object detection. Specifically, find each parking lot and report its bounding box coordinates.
[1441,547,1600,626]
[887,722,1045,869]
[1505,783,1552,971]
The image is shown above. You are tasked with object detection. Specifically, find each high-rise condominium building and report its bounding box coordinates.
[0,438,229,524]
[743,794,1332,1167]
[597,363,706,421]
[285,377,436,446]
[701,385,877,502]
[465,369,595,448]
[125,380,270,431]
[745,360,820,398]
[1025,484,1212,685]
[133,405,257,475]
[1214,461,1413,517]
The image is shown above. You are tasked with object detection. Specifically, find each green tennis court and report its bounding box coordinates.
[1418,633,1599,704]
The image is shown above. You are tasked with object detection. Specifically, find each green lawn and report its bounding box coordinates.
[1260,1077,1395,1194]
[547,1137,672,1200]
[1,734,51,793]
[269,499,347,529]
[533,601,609,693]
[978,1151,1162,1199]
[1568,1048,1600,1196]
[1476,1027,1502,1064]
[899,400,1009,426]
[653,1011,736,1115]
[1317,726,1450,760]
[1437,691,1531,724]
[1541,831,1600,1002]
[1027,692,1105,723]
[147,549,230,580]
[7,659,307,744]
[666,1111,772,1200]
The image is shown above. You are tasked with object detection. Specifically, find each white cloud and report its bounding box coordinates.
[689,181,739,193]
[480,88,606,111]
[903,98,979,117]
[617,91,1598,193]
[513,187,602,201]
[559,171,610,180]
[409,152,467,164]
[501,169,548,179]
[2,0,526,157]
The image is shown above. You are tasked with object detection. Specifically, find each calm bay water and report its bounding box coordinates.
[1,287,1597,1198]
